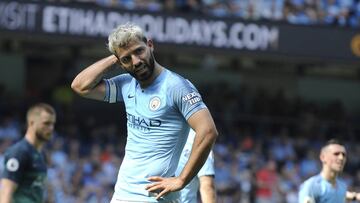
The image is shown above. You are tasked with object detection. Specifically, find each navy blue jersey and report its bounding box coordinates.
[2,139,47,203]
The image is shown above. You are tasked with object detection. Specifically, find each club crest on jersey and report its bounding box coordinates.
[6,158,19,172]
[149,96,161,111]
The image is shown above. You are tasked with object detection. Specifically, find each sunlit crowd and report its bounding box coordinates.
[0,80,359,202]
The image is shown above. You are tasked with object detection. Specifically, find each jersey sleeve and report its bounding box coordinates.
[170,79,207,120]
[2,149,28,184]
[103,74,128,103]
[298,180,316,203]
[197,150,215,177]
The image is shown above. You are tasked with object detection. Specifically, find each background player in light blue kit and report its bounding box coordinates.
[175,129,216,203]
[298,139,360,203]
[71,23,218,202]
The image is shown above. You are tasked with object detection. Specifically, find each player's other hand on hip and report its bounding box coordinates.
[145,176,185,200]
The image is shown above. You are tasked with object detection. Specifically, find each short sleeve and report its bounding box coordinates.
[197,150,215,177]
[298,180,316,203]
[104,74,129,103]
[2,149,27,183]
[171,79,207,120]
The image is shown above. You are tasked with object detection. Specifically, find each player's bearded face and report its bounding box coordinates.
[128,50,155,82]
[34,112,56,141]
[116,40,155,82]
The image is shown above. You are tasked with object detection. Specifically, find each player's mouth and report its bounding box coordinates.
[135,65,148,74]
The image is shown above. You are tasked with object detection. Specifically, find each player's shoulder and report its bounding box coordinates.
[5,139,31,157]
[336,177,348,189]
[164,69,192,87]
[301,174,322,189]
[110,73,133,82]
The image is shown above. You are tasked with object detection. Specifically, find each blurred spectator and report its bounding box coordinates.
[255,160,279,203]
[102,0,360,27]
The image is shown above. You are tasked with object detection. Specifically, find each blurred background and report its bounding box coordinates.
[0,0,360,202]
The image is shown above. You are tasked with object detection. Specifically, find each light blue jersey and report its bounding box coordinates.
[175,129,215,203]
[104,69,207,202]
[298,174,347,203]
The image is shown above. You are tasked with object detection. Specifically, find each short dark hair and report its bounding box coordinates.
[324,139,344,147]
[26,103,56,124]
[321,139,345,152]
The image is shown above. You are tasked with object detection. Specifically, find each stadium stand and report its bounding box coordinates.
[0,0,360,202]
[0,79,359,202]
[86,0,360,27]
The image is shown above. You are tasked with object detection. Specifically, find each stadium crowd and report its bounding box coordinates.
[1,0,359,202]
[36,0,360,27]
[0,80,359,203]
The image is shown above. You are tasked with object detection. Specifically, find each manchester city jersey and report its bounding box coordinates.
[298,174,347,203]
[175,129,215,203]
[104,68,207,202]
[2,139,47,203]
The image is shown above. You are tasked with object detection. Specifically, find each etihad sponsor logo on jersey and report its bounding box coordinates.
[182,92,201,105]
[127,113,162,132]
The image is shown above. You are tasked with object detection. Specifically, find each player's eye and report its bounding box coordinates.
[334,152,346,157]
[134,48,145,55]
[120,56,131,64]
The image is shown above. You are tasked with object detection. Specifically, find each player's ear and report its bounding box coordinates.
[28,120,35,127]
[320,153,326,164]
[113,53,124,68]
[147,39,154,51]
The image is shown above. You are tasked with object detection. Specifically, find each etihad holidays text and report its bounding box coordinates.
[0,1,279,51]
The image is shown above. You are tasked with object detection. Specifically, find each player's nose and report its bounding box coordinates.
[131,54,141,66]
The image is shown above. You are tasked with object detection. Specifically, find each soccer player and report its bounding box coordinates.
[71,23,218,202]
[298,139,360,203]
[175,129,216,203]
[0,103,56,203]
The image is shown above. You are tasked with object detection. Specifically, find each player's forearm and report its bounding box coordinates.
[199,176,217,203]
[200,188,216,203]
[0,193,12,203]
[0,180,17,203]
[178,128,217,186]
[71,55,118,96]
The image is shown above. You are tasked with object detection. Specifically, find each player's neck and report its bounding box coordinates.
[321,169,338,186]
[139,64,163,89]
[25,132,44,151]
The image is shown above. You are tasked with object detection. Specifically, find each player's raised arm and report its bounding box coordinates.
[0,179,18,203]
[71,55,118,100]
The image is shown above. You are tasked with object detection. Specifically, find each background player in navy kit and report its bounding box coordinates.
[71,23,218,202]
[0,103,56,203]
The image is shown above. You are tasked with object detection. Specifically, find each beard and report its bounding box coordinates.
[35,131,52,142]
[128,52,155,81]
